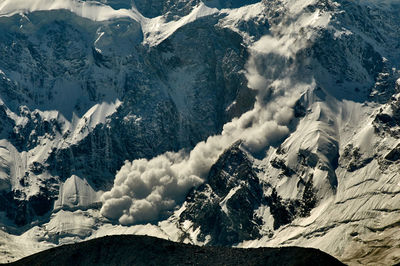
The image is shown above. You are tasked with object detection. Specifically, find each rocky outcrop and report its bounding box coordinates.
[178,141,318,244]
[179,142,263,245]
[0,6,255,226]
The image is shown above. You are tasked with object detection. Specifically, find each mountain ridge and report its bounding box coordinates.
[0,0,399,265]
[5,234,345,266]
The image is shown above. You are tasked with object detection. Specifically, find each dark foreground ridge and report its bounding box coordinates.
[6,235,344,266]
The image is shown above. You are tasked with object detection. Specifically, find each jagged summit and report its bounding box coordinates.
[178,142,263,245]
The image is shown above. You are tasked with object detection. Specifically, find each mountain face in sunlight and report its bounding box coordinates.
[0,0,254,224]
[0,0,399,265]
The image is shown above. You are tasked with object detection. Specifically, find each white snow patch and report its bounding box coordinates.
[69,99,121,144]
[0,145,11,191]
[218,2,265,43]
[54,175,102,211]
[251,9,331,58]
[141,3,218,46]
[45,210,96,238]
[91,222,168,240]
[220,186,241,215]
[0,0,143,22]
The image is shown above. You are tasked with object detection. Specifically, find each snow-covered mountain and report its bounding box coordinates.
[0,0,399,264]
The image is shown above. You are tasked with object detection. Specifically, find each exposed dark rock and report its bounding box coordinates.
[180,141,320,238]
[347,157,374,172]
[180,142,263,245]
[9,109,63,152]
[385,144,400,162]
[299,177,317,217]
[29,189,54,217]
[266,188,298,230]
[341,144,374,172]
[207,142,261,198]
[373,97,400,138]
[294,99,307,118]
[375,113,397,127]
[270,158,295,177]
[298,149,319,168]
[0,180,58,226]
[266,177,317,229]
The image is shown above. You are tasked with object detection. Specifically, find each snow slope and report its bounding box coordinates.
[0,0,220,47]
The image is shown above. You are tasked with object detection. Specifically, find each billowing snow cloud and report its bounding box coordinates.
[100,59,303,225]
[100,0,330,225]
[101,155,202,224]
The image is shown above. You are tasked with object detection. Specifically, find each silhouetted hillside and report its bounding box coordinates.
[7,235,344,266]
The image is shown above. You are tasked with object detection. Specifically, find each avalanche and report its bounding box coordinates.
[0,0,399,265]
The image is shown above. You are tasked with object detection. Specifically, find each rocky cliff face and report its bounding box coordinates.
[0,3,255,227]
[179,142,264,245]
[0,0,399,265]
[177,142,318,245]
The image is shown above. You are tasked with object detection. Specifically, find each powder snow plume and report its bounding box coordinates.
[100,0,332,225]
